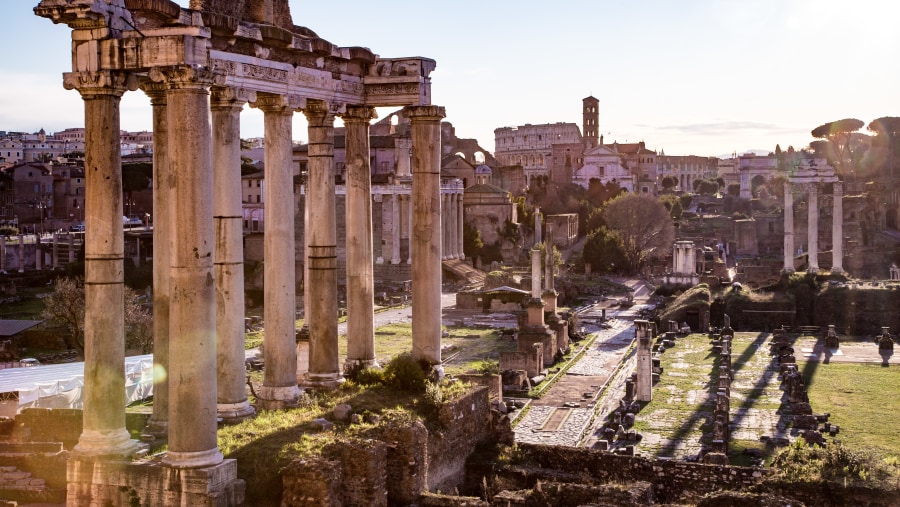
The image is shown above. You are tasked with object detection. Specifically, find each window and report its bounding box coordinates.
[256,195,261,203]
[256,180,260,187]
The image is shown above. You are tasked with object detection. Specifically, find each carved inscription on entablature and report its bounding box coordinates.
[366,83,423,96]
[242,63,288,82]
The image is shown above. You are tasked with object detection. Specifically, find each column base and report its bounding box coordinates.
[808,266,819,274]
[74,428,139,458]
[67,454,244,506]
[217,400,256,424]
[255,384,302,411]
[162,447,224,469]
[391,258,402,265]
[344,358,381,371]
[782,267,795,274]
[831,267,844,275]
[376,257,384,264]
[301,372,345,390]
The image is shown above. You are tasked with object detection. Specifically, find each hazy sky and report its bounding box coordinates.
[2,0,897,157]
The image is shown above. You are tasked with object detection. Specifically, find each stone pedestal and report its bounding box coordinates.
[635,320,653,402]
[342,106,378,370]
[211,87,255,423]
[541,289,558,315]
[302,100,343,388]
[404,105,446,369]
[518,325,556,368]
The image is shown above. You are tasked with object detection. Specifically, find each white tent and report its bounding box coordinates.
[0,355,154,416]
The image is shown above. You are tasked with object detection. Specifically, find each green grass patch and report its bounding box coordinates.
[0,287,53,319]
[800,360,900,457]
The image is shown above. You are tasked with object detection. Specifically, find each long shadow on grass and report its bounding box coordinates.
[653,335,721,458]
[727,332,777,431]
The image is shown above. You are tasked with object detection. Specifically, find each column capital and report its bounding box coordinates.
[210,86,256,109]
[250,92,304,112]
[139,80,168,105]
[402,105,446,122]
[63,71,139,98]
[340,106,378,123]
[833,180,843,195]
[148,65,221,90]
[302,99,344,124]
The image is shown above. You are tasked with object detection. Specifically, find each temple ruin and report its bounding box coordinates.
[33,0,444,503]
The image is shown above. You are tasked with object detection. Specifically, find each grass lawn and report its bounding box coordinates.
[800,360,900,458]
[0,287,53,319]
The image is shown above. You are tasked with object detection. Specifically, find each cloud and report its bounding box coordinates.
[636,121,800,137]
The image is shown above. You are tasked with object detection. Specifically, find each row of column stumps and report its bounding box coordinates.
[783,180,843,274]
[0,233,77,273]
[66,68,447,470]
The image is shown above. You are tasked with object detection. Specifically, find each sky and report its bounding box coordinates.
[2,0,898,158]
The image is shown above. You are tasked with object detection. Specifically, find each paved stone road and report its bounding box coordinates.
[514,280,652,447]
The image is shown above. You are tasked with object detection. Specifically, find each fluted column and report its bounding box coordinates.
[150,66,221,468]
[252,93,302,406]
[403,105,445,369]
[832,181,844,274]
[64,70,138,457]
[783,182,795,273]
[457,192,465,259]
[17,236,23,273]
[342,106,378,369]
[68,233,75,263]
[449,192,459,259]
[807,184,819,273]
[302,100,343,388]
[52,233,58,269]
[0,237,5,272]
[391,193,401,264]
[211,87,256,422]
[140,82,170,437]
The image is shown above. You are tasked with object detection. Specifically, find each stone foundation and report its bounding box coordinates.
[66,455,244,507]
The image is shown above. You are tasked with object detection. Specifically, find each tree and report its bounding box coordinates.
[659,194,683,220]
[582,227,629,275]
[727,183,741,197]
[603,194,675,272]
[463,222,483,258]
[868,116,900,178]
[811,118,864,178]
[41,277,153,353]
[660,176,677,191]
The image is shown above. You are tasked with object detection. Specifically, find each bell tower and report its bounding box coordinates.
[582,96,599,150]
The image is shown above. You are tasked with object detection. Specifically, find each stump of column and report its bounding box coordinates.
[65,71,138,458]
[635,320,653,402]
[342,106,378,370]
[212,87,256,422]
[301,100,343,389]
[404,105,446,372]
[252,93,303,406]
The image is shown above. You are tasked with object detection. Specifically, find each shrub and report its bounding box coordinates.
[383,352,427,392]
[344,363,385,386]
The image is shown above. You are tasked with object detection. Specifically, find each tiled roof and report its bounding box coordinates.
[0,320,42,337]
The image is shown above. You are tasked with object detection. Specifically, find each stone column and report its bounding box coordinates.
[396,137,412,178]
[302,100,343,388]
[832,181,843,274]
[531,247,542,298]
[35,240,42,270]
[391,193,401,264]
[534,208,542,245]
[449,191,458,259]
[376,195,386,264]
[635,320,653,402]
[342,106,378,369]
[17,235,23,273]
[64,70,137,457]
[52,233,58,269]
[140,83,170,437]
[0,237,5,272]
[151,66,221,468]
[783,182,795,273]
[457,192,465,259]
[252,93,302,406]
[404,105,446,369]
[407,193,413,264]
[68,234,75,264]
[211,87,255,422]
[807,183,819,273]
